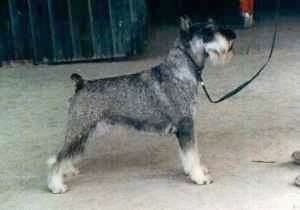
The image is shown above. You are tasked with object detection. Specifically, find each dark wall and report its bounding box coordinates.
[147,0,300,25]
[256,0,300,11]
[0,0,147,64]
[147,0,240,24]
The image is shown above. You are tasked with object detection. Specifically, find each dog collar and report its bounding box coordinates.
[176,46,204,82]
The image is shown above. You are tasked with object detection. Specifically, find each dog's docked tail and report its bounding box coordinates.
[70,73,84,93]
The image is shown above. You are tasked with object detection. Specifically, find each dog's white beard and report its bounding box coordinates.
[208,51,233,66]
[205,34,233,66]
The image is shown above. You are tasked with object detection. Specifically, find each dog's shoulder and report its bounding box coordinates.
[140,64,170,84]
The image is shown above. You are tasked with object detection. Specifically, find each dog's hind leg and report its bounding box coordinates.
[176,117,213,185]
[47,118,95,194]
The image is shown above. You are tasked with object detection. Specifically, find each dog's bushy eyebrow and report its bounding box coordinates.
[189,24,216,43]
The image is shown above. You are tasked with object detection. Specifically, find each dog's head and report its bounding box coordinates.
[179,16,236,66]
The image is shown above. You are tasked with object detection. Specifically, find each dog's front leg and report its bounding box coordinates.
[176,117,213,185]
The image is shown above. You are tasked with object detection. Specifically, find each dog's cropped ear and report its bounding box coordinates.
[179,15,191,33]
[179,15,192,45]
[219,28,236,41]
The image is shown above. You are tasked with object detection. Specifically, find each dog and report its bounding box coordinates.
[47,16,236,193]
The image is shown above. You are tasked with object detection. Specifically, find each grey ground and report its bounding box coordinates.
[1,14,300,210]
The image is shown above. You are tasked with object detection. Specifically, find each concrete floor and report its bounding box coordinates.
[1,14,300,210]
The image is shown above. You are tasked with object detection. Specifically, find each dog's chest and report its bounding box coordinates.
[173,66,197,85]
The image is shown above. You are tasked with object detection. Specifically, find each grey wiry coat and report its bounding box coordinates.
[47,16,236,194]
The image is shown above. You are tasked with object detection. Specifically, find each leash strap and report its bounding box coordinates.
[199,0,280,103]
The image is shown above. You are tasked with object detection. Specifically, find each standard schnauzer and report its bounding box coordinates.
[47,16,236,193]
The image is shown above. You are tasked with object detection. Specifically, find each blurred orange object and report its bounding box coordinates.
[240,0,254,14]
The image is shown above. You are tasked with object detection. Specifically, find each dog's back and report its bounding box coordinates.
[68,67,176,133]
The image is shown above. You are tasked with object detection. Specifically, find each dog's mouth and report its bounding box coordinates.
[207,40,235,66]
[207,50,234,66]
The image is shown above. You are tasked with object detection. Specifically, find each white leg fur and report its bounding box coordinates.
[179,144,213,185]
[63,159,80,177]
[47,156,68,194]
[179,104,213,185]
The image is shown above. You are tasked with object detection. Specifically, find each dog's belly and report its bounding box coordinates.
[103,111,175,134]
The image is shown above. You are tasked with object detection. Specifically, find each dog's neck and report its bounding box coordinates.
[165,41,206,83]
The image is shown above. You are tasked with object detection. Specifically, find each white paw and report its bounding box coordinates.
[48,175,68,194]
[201,165,209,174]
[49,183,68,194]
[183,166,208,176]
[190,168,213,185]
[64,167,80,177]
[71,167,80,176]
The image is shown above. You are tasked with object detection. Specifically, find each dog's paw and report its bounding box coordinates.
[201,165,209,174]
[190,168,213,185]
[49,183,68,194]
[70,167,80,176]
[48,175,68,194]
[64,167,80,177]
[184,165,209,176]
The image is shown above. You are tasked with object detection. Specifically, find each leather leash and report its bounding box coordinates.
[179,0,280,103]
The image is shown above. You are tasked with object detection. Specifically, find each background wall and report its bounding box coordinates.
[146,0,300,25]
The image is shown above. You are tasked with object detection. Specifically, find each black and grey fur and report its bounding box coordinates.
[47,16,236,193]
